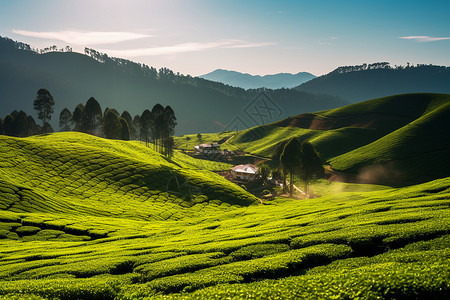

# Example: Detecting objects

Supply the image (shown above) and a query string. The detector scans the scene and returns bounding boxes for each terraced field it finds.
[0,132,449,299]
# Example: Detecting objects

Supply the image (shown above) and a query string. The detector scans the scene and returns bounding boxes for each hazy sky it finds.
[1,0,449,76]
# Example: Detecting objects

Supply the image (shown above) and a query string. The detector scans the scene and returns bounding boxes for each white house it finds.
[231,164,259,182]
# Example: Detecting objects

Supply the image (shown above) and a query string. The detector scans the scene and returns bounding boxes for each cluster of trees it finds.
[273,138,324,198]
[60,98,177,156]
[0,110,47,137]
[331,62,450,75]
[0,86,177,157]
[0,88,55,137]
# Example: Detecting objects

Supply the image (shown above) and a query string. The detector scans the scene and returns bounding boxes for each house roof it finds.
[231,164,259,174]
[198,143,220,148]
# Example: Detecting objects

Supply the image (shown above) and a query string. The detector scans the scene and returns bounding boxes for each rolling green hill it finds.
[224,93,450,185]
[0,132,449,299]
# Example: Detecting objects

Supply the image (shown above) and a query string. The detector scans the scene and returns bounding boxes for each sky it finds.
[1,0,449,77]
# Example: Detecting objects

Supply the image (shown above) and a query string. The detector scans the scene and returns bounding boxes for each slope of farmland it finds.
[0,132,449,299]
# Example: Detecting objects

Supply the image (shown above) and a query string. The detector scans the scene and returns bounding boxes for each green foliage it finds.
[0,132,449,299]
[33,89,55,132]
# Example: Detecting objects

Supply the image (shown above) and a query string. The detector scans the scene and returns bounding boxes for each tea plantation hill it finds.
[224,93,450,186]
[0,132,449,299]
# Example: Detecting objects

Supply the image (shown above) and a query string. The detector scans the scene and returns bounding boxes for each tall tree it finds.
[3,114,14,136]
[297,141,324,198]
[151,104,164,151]
[162,105,177,156]
[33,88,55,133]
[280,137,302,197]
[12,110,28,137]
[27,115,38,136]
[120,111,132,129]
[103,109,121,139]
[119,118,130,141]
[72,104,84,131]
[0,118,4,135]
[82,97,102,135]
[132,114,141,140]
[59,108,73,131]
[140,109,153,147]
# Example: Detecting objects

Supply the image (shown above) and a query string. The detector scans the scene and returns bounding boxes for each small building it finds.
[194,143,221,154]
[231,164,259,182]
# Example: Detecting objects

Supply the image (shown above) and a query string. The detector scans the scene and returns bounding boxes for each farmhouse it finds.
[231,164,259,182]
[194,143,221,154]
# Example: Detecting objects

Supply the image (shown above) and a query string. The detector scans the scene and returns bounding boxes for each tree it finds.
[132,114,141,140]
[119,118,130,141]
[27,115,38,136]
[162,105,177,156]
[197,133,202,142]
[41,122,54,134]
[140,109,153,146]
[3,114,14,136]
[103,109,121,139]
[33,88,55,133]
[0,118,4,135]
[151,104,164,151]
[297,141,324,198]
[280,137,302,197]
[59,108,73,131]
[12,110,28,137]
[81,97,102,135]
[72,104,84,131]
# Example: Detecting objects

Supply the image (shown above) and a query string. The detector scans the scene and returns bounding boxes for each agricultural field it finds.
[0,132,449,299]
[224,93,450,185]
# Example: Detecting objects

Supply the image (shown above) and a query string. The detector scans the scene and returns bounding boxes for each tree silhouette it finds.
[298,141,324,197]
[3,115,14,136]
[12,110,28,137]
[280,137,302,197]
[140,109,153,147]
[103,109,121,139]
[72,104,84,131]
[33,88,55,133]
[0,118,4,135]
[119,118,130,141]
[151,104,164,151]
[132,114,141,140]
[82,97,102,135]
[27,115,38,136]
[162,105,177,156]
[59,108,73,131]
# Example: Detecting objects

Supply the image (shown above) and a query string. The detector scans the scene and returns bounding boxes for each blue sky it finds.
[1,0,449,76]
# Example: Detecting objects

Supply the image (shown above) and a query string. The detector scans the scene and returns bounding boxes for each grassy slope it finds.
[224,93,450,184]
[0,132,449,299]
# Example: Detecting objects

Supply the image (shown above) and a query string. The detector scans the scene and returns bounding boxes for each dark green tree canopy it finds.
[280,137,302,197]
[59,108,73,131]
[72,104,84,131]
[12,110,28,137]
[119,118,130,141]
[3,114,14,136]
[103,109,121,139]
[82,97,102,134]
[33,88,55,133]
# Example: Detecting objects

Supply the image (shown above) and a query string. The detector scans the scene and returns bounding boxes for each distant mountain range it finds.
[0,36,344,135]
[295,63,450,103]
[199,69,316,89]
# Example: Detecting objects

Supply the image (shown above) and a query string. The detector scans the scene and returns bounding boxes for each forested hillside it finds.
[295,62,450,102]
[0,36,345,134]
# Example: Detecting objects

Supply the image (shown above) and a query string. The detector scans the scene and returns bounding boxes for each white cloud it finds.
[399,35,450,42]
[97,39,275,57]
[12,29,150,45]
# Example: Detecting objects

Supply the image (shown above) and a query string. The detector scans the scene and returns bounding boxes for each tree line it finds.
[0,88,177,157]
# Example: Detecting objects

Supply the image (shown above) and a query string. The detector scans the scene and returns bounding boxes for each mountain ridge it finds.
[200,69,316,89]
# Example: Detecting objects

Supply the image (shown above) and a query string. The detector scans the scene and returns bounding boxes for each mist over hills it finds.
[199,69,316,89]
[295,63,450,103]
[0,36,344,135]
